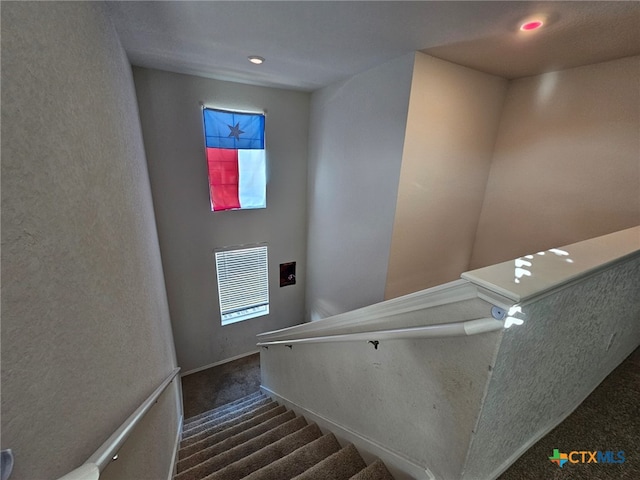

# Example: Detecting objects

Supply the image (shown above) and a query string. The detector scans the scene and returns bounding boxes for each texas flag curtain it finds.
[203,108,266,211]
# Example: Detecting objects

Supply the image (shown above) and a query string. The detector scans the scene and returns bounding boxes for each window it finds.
[215,244,269,325]
[203,107,266,211]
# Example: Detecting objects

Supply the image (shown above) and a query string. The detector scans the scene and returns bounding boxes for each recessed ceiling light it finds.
[520,19,544,31]
[248,56,265,65]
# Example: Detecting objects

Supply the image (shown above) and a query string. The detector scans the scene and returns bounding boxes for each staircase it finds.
[175,391,395,480]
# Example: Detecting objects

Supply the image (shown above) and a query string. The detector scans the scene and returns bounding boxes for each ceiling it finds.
[106,1,640,92]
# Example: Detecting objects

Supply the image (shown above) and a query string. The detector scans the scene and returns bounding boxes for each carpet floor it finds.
[181,353,261,419]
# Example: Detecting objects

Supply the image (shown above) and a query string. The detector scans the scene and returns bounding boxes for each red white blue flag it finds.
[203,108,266,211]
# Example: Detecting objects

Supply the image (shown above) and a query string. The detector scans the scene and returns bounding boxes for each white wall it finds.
[305,53,415,320]
[385,53,508,299]
[133,68,310,372]
[306,53,639,312]
[261,296,502,480]
[1,3,179,479]
[471,56,640,268]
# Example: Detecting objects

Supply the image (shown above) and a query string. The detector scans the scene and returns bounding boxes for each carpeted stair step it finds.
[175,392,395,480]
[242,433,342,480]
[179,405,287,459]
[291,444,367,480]
[177,409,296,473]
[176,416,311,480]
[183,397,272,437]
[184,392,265,427]
[184,392,267,429]
[202,423,323,480]
[185,391,265,423]
[348,459,395,480]
[181,402,279,447]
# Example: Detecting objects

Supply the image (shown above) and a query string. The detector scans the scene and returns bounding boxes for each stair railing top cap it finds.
[461,226,640,302]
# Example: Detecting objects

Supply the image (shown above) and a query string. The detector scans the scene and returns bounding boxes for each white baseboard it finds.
[181,350,259,377]
[261,386,434,480]
[167,414,183,480]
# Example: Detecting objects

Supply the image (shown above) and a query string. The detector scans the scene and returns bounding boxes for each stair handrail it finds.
[257,317,504,348]
[56,367,181,480]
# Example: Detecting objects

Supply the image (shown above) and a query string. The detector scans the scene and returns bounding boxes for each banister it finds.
[260,227,639,347]
[57,367,181,480]
[257,280,493,343]
[257,317,504,347]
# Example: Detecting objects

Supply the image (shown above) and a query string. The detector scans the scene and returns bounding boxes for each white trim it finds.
[514,252,640,308]
[221,305,269,326]
[462,226,640,303]
[475,286,514,311]
[261,386,434,480]
[258,279,509,342]
[181,350,259,377]
[167,414,183,480]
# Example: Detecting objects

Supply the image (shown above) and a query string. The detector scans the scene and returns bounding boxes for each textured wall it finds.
[305,53,414,320]
[261,295,502,480]
[470,56,640,268]
[133,68,310,373]
[385,53,507,299]
[1,3,179,479]
[463,257,640,479]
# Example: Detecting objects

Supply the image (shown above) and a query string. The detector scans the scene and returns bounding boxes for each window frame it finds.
[214,243,270,326]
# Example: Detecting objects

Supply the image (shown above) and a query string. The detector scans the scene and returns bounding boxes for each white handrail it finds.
[257,318,504,347]
[57,367,181,480]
